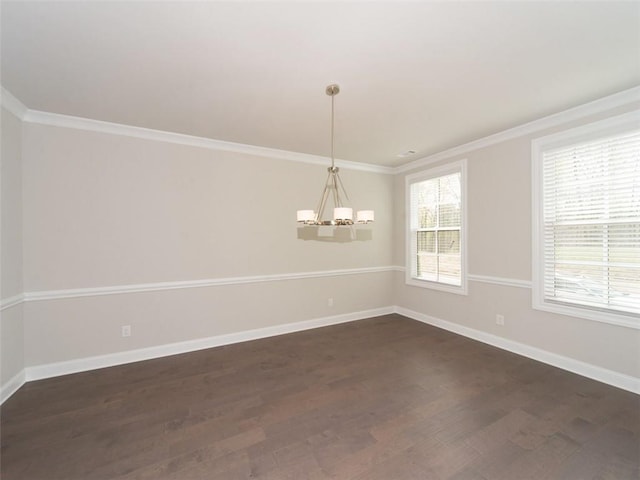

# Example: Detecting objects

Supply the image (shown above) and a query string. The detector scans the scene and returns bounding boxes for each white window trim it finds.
[405,159,468,295]
[531,109,640,329]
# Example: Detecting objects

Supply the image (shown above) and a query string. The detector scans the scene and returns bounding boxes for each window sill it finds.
[533,298,639,330]
[406,276,468,295]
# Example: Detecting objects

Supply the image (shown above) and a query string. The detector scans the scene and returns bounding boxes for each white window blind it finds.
[541,128,640,319]
[406,160,466,294]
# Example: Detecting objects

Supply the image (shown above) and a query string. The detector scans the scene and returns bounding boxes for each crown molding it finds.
[1,87,28,120]
[6,84,638,176]
[0,83,392,174]
[21,109,394,175]
[396,86,640,174]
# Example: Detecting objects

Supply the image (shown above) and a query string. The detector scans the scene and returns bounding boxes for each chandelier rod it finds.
[330,89,335,169]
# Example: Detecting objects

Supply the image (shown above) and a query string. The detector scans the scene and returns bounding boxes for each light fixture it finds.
[297,84,374,226]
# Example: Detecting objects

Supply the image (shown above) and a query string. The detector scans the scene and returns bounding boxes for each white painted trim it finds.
[1,87,27,119]
[1,370,26,404]
[468,274,532,289]
[25,307,394,382]
[532,301,639,330]
[395,306,640,395]
[22,109,394,175]
[10,270,535,306]
[0,294,25,311]
[394,267,532,290]
[396,86,640,173]
[22,266,396,303]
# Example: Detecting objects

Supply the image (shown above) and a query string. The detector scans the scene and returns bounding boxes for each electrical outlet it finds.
[121,325,131,337]
[327,298,334,307]
[495,314,505,326]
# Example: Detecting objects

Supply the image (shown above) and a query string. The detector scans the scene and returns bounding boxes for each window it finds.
[532,111,640,327]
[406,160,467,294]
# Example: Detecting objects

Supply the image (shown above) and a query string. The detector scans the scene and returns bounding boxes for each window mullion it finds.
[435,177,440,282]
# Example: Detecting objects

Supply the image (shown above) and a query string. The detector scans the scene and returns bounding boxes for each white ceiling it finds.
[2,1,639,167]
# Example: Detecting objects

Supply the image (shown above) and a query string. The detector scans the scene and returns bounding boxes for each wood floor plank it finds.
[2,314,638,479]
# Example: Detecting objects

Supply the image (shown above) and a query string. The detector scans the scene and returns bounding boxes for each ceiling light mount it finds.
[297,84,374,227]
[326,84,340,96]
[397,150,417,158]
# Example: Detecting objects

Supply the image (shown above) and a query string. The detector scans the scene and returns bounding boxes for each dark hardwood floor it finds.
[1,314,638,479]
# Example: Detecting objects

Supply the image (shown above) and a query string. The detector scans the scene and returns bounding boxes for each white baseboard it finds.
[1,370,26,404]
[24,307,394,383]
[394,306,640,395]
[3,304,637,404]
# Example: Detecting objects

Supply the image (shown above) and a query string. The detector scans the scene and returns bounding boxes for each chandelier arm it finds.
[335,171,351,204]
[315,170,333,223]
[332,172,342,208]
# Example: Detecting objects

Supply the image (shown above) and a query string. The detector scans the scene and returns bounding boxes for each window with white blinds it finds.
[406,160,467,294]
[533,111,640,327]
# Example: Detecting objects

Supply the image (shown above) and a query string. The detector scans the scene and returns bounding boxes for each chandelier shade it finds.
[297,84,374,227]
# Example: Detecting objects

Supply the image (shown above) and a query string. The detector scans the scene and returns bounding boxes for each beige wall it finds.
[22,125,393,290]
[2,93,639,397]
[20,122,394,367]
[24,272,394,366]
[1,106,25,386]
[394,102,640,379]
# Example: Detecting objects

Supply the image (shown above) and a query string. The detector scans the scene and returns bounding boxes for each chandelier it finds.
[297,84,374,226]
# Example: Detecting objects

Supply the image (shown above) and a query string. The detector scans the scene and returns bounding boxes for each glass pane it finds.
[552,225,603,263]
[609,266,640,296]
[552,264,607,304]
[439,173,461,227]
[418,205,436,229]
[608,164,640,219]
[438,255,461,285]
[417,231,435,253]
[438,230,460,254]
[417,253,437,279]
[412,179,438,228]
[546,148,606,222]
[609,223,640,312]
[609,223,640,264]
